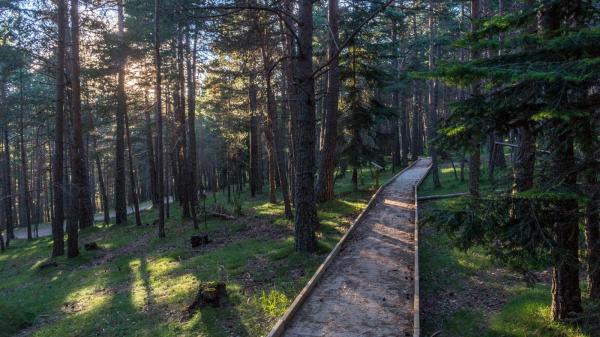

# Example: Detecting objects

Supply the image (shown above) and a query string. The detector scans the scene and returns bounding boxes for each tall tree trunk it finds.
[281,0,297,206]
[19,77,32,240]
[513,128,535,192]
[249,82,260,197]
[409,14,419,162]
[428,1,441,188]
[2,84,14,244]
[293,0,318,252]
[165,145,171,219]
[143,91,159,205]
[265,139,277,203]
[94,140,110,225]
[410,87,420,161]
[186,31,199,229]
[68,0,93,257]
[488,133,496,181]
[584,144,600,299]
[174,26,189,218]
[468,0,481,199]
[125,106,142,226]
[34,129,43,235]
[391,19,407,168]
[400,92,409,168]
[541,1,582,320]
[154,0,166,238]
[548,129,582,320]
[511,0,536,194]
[114,0,128,225]
[255,20,293,218]
[315,0,340,202]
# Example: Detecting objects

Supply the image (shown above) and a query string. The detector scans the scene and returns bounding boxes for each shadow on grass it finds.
[1,163,401,337]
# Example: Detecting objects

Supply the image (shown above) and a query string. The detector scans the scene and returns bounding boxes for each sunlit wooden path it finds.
[269,158,432,337]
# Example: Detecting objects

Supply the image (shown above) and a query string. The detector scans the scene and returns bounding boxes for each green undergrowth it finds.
[0,165,398,337]
[420,212,600,337]
[419,157,599,336]
[418,157,512,197]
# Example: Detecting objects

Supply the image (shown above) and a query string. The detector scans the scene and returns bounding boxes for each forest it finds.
[0,0,599,336]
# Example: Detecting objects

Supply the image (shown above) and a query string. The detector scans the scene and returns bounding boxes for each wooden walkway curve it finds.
[269,157,432,337]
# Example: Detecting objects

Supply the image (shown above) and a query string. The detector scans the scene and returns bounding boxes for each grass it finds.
[0,165,397,337]
[419,160,600,337]
[420,221,600,337]
[419,156,512,197]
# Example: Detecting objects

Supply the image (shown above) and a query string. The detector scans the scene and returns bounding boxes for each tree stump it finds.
[84,242,99,251]
[183,282,227,320]
[190,234,210,248]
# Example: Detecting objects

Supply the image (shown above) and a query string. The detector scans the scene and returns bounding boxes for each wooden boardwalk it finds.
[269,158,432,337]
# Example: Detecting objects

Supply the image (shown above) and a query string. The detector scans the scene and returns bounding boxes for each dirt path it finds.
[278,158,431,337]
[9,197,174,239]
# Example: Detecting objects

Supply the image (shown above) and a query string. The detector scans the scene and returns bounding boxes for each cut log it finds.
[208,204,236,220]
[84,242,99,251]
[39,261,59,269]
[183,282,227,320]
[190,234,211,248]
[208,211,236,220]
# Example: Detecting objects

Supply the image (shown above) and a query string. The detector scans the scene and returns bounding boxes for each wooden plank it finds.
[266,159,422,337]
[418,192,468,201]
[414,159,432,337]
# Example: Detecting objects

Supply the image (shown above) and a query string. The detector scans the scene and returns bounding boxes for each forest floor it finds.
[418,162,600,337]
[0,167,395,337]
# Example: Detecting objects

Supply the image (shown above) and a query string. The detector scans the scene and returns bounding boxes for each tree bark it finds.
[584,149,600,299]
[391,21,402,169]
[94,140,110,225]
[468,0,481,199]
[511,0,537,190]
[125,105,142,226]
[513,127,535,192]
[400,93,409,168]
[1,143,10,247]
[428,1,441,188]
[1,83,14,244]
[255,20,293,218]
[315,0,340,202]
[176,25,189,218]
[541,1,582,320]
[19,74,32,240]
[281,0,297,206]
[154,0,166,238]
[293,0,318,252]
[114,0,128,225]
[68,0,93,257]
[143,90,159,205]
[265,134,277,203]
[548,129,582,320]
[249,83,261,198]
[410,87,420,161]
[34,130,43,232]
[186,31,199,229]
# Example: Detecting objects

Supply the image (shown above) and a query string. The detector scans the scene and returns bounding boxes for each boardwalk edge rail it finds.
[266,159,422,337]
[413,160,432,337]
